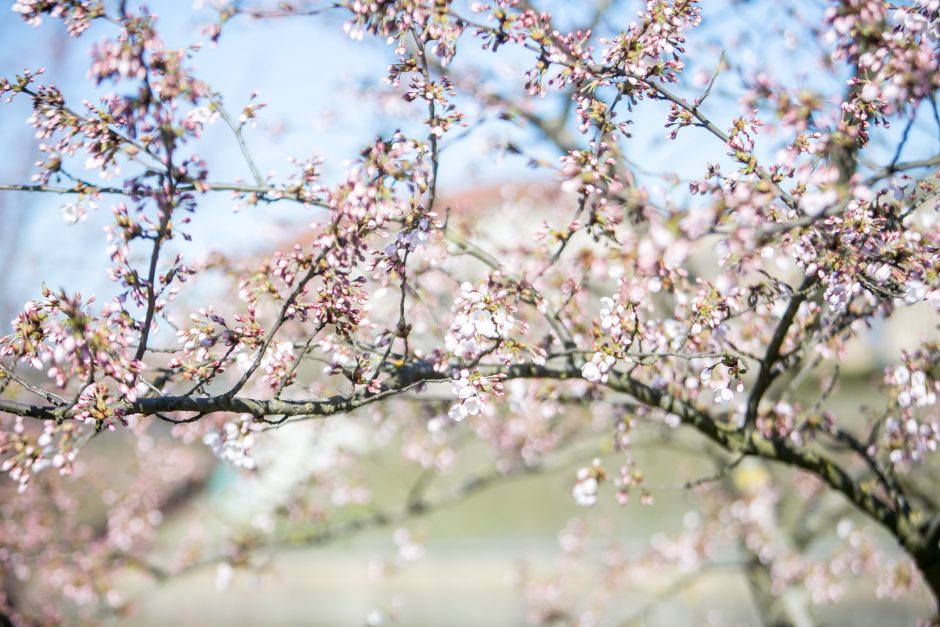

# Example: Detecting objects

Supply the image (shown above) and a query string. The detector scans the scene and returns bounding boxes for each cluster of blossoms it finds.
[444,278,518,362]
[380,214,436,274]
[342,0,446,42]
[890,364,938,410]
[321,343,374,388]
[687,283,734,336]
[559,145,622,197]
[882,413,940,468]
[176,308,234,363]
[6,13,208,188]
[600,0,702,86]
[448,368,503,422]
[170,308,258,384]
[789,185,922,312]
[882,345,940,467]
[307,272,370,339]
[581,277,644,384]
[700,358,746,406]
[877,559,920,601]
[904,277,939,308]
[423,14,464,66]
[571,458,605,507]
[12,0,103,35]
[89,32,147,84]
[58,195,96,224]
[724,115,763,174]
[105,203,199,309]
[391,527,425,569]
[580,351,616,384]
[242,246,317,304]
[402,73,463,137]
[258,341,297,390]
[1,289,144,402]
[278,155,329,205]
[326,134,429,248]
[609,415,654,504]
[754,400,805,442]
[827,0,940,113]
[182,104,220,137]
[202,418,257,470]
[71,382,126,429]
[0,419,79,492]
[823,272,862,313]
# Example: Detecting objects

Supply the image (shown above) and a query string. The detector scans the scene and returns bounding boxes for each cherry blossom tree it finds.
[0,0,939,624]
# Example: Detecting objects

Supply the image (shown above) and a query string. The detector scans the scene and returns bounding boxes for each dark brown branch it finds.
[744,276,816,428]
